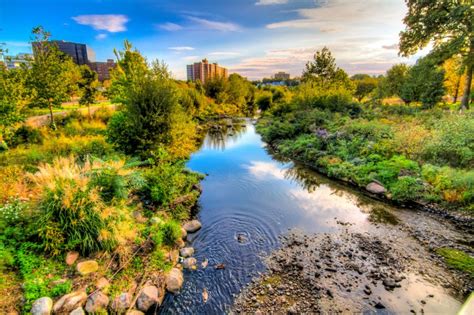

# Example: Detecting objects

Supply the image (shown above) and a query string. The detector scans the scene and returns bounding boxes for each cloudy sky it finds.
[0,0,426,80]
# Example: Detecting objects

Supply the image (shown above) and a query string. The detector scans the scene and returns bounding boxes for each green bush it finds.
[9,125,43,147]
[156,220,182,247]
[390,176,423,202]
[436,248,474,276]
[374,155,420,186]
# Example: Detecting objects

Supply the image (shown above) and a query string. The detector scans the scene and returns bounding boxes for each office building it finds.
[274,71,290,80]
[32,40,95,65]
[187,58,228,83]
[88,59,116,81]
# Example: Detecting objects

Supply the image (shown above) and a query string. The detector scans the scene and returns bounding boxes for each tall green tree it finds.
[108,40,149,104]
[352,74,378,101]
[78,65,99,118]
[399,0,473,110]
[385,64,410,99]
[400,57,445,108]
[28,26,78,127]
[303,47,337,85]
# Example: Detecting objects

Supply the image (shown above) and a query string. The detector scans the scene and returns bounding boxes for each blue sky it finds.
[0,0,425,80]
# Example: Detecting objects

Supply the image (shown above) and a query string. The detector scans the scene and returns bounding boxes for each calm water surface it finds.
[160,120,462,314]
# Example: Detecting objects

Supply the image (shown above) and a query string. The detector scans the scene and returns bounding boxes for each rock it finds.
[366,182,386,195]
[176,238,186,248]
[65,251,79,266]
[183,220,202,233]
[201,259,208,269]
[165,249,179,265]
[31,297,53,315]
[133,211,147,223]
[165,268,184,294]
[202,288,209,303]
[182,257,197,269]
[110,293,132,312]
[150,217,163,225]
[69,307,85,315]
[136,285,159,312]
[126,311,144,315]
[180,247,194,258]
[181,227,187,239]
[383,278,398,289]
[95,277,110,290]
[85,291,109,313]
[53,290,87,313]
[215,263,225,270]
[76,260,98,275]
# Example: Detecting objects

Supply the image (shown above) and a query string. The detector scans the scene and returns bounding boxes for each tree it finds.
[108,40,149,104]
[399,0,473,110]
[28,26,77,127]
[400,57,445,108]
[443,56,465,103]
[302,47,337,85]
[385,64,409,98]
[78,65,99,118]
[352,74,377,101]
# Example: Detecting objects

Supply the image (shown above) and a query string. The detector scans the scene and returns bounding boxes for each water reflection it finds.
[160,119,461,314]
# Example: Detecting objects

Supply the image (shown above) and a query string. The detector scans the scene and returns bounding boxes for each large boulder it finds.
[53,290,87,313]
[76,260,99,275]
[65,251,79,266]
[110,292,132,313]
[179,247,194,258]
[31,297,53,315]
[181,227,187,239]
[183,220,201,233]
[85,291,109,313]
[165,268,184,294]
[136,285,159,312]
[366,182,386,195]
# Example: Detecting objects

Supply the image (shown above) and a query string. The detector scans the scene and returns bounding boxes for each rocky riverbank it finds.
[233,212,472,314]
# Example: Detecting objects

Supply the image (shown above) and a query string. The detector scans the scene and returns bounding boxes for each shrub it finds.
[155,220,182,247]
[390,176,423,202]
[29,157,135,255]
[374,155,420,186]
[9,126,43,147]
[436,248,474,276]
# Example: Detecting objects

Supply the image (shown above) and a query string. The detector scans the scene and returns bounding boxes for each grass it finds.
[436,248,474,277]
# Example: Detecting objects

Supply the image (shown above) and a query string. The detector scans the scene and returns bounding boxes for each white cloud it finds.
[209,51,241,56]
[244,161,287,180]
[157,22,183,31]
[255,0,288,5]
[72,14,129,32]
[187,16,241,32]
[169,46,195,51]
[182,55,200,62]
[95,33,107,40]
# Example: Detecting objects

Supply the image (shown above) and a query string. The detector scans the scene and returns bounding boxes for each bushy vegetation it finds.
[258,47,473,212]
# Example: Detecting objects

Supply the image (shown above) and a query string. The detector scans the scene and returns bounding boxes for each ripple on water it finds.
[160,210,280,314]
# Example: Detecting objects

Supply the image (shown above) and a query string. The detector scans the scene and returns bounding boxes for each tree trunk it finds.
[453,76,461,104]
[459,63,472,110]
[48,102,54,126]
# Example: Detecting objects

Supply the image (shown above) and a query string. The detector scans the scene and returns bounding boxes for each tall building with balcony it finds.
[187,58,228,83]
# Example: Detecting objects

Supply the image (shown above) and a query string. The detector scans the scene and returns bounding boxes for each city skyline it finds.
[1,0,428,80]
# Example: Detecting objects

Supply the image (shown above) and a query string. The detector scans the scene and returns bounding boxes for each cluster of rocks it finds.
[31,219,203,315]
[233,229,452,314]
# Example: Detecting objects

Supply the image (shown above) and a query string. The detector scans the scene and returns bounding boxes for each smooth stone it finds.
[76,260,98,275]
[65,251,79,266]
[31,297,53,315]
[183,220,202,233]
[366,182,386,194]
[136,285,159,312]
[110,292,132,312]
[126,311,144,315]
[182,257,197,269]
[180,247,194,258]
[69,307,85,315]
[85,291,109,313]
[95,277,110,290]
[165,268,184,294]
[181,227,187,239]
[53,290,87,313]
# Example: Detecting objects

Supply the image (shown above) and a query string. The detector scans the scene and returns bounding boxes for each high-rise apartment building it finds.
[187,58,228,83]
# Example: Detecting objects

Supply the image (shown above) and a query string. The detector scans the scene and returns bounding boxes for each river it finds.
[160,119,467,314]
